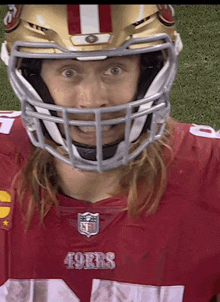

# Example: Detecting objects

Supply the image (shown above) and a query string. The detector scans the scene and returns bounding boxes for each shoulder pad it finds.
[171,122,220,160]
[0,111,31,160]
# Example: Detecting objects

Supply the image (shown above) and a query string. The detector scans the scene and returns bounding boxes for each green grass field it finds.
[0,5,219,129]
[170,5,220,129]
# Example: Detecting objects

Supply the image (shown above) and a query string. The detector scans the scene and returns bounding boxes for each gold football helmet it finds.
[1,5,182,172]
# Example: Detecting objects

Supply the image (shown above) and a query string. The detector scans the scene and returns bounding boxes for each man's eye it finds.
[104,66,123,76]
[61,69,76,78]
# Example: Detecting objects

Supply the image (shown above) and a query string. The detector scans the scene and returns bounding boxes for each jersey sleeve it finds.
[167,122,220,297]
[0,111,30,159]
[0,111,31,232]
[169,123,220,206]
[173,122,219,187]
[0,230,7,286]
[0,111,31,286]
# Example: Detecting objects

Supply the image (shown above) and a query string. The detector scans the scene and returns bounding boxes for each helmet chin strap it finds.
[72,139,122,161]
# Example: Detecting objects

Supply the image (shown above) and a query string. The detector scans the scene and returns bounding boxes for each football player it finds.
[0,4,220,302]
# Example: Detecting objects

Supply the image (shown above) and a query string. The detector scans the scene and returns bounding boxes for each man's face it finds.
[41,55,141,146]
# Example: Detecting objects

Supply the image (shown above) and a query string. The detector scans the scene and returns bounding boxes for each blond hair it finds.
[14,118,175,229]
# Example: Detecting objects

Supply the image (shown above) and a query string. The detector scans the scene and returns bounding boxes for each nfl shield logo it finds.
[78,212,99,237]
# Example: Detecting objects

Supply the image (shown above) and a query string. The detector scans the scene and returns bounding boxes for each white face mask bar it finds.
[6,34,178,172]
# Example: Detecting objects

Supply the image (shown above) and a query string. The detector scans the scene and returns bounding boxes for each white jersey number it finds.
[0,278,185,302]
[189,124,220,139]
[0,111,21,135]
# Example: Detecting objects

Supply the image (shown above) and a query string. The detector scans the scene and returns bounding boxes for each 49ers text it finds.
[64,252,116,270]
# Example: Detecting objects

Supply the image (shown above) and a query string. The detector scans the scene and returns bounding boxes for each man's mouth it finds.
[77,125,113,133]
[59,112,127,145]
[71,123,124,146]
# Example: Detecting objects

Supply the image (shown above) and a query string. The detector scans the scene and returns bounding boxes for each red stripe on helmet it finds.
[67,4,81,35]
[98,5,113,33]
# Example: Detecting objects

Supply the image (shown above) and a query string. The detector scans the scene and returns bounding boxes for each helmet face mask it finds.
[2,5,182,172]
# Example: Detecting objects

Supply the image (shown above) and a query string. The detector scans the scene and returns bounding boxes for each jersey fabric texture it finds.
[0,111,220,302]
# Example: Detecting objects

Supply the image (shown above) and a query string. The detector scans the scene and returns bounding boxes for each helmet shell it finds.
[5,5,177,53]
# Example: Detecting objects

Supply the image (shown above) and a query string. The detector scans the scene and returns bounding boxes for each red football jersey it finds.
[0,111,220,302]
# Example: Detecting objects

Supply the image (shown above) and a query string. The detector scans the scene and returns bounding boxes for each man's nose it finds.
[77,75,109,109]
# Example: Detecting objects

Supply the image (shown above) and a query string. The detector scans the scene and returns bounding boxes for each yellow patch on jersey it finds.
[0,207,10,218]
[0,190,12,220]
[0,190,12,202]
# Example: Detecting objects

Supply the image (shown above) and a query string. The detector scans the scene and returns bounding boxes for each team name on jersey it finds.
[64,252,116,270]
